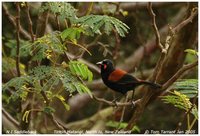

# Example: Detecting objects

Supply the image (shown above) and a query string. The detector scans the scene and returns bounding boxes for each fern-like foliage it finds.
[3,64,93,104]
[40,2,129,37]
[40,2,77,22]
[75,15,129,37]
[162,91,198,119]
[3,76,32,103]
[162,91,192,110]
[69,61,93,82]
[31,31,65,61]
[61,27,85,44]
[4,39,32,58]
[172,79,198,98]
[29,66,93,97]
[2,57,25,74]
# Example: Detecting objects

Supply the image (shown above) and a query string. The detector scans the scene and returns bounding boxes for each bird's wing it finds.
[108,69,140,85]
[116,73,140,85]
[108,69,127,82]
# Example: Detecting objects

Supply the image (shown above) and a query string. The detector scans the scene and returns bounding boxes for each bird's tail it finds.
[139,80,162,88]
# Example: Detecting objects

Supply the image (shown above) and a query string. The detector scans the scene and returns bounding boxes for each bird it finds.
[96,59,161,103]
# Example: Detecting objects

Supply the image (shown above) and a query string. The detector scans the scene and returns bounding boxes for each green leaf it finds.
[161,90,197,119]
[69,61,93,82]
[30,31,65,61]
[43,106,55,114]
[172,79,198,98]
[184,49,198,56]
[55,95,70,111]
[61,27,85,43]
[61,101,70,111]
[77,64,87,80]
[131,125,140,133]
[22,110,31,123]
[3,76,31,103]
[191,106,198,119]
[40,2,77,23]
[75,15,129,37]
[4,39,32,58]
[87,71,93,82]
[68,62,76,75]
[73,83,84,94]
[2,57,26,75]
[106,121,127,129]
[79,84,93,98]
[72,62,81,76]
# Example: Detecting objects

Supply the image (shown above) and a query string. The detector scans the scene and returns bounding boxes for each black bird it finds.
[96,59,161,101]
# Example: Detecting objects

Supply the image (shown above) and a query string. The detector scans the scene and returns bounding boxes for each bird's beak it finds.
[96,61,103,67]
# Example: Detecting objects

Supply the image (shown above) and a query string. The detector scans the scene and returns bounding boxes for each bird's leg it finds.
[112,95,121,103]
[131,90,136,108]
[112,100,118,108]
[112,97,119,108]
[119,94,128,123]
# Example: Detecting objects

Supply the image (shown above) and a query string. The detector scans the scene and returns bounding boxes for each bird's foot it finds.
[112,99,118,108]
[131,100,136,108]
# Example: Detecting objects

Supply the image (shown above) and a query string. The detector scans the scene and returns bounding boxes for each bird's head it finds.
[96,59,115,73]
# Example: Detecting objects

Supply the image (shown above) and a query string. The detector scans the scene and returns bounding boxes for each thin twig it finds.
[147,2,164,51]
[35,2,49,38]
[147,2,166,82]
[154,6,197,82]
[162,61,198,90]
[25,4,35,129]
[119,7,186,72]
[47,114,68,131]
[113,29,121,60]
[86,2,94,15]
[75,35,101,59]
[126,50,197,130]
[93,95,140,107]
[120,95,128,123]
[40,91,67,131]
[2,108,20,128]
[64,19,68,28]
[3,3,31,40]
[175,103,196,133]
[15,3,21,77]
[25,3,35,43]
[55,14,61,31]
[63,41,92,56]
[173,7,198,34]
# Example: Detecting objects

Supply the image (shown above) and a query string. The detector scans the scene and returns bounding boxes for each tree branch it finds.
[173,7,198,34]
[2,108,20,129]
[35,3,49,38]
[15,3,21,77]
[40,91,67,132]
[2,3,31,40]
[125,3,198,130]
[118,7,186,72]
[148,2,168,82]
[55,14,61,31]
[113,29,121,60]
[162,61,198,90]
[91,2,183,15]
[93,95,141,107]
[147,2,164,51]
[25,3,35,43]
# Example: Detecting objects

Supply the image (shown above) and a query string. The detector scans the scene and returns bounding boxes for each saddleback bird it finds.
[96,59,161,104]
